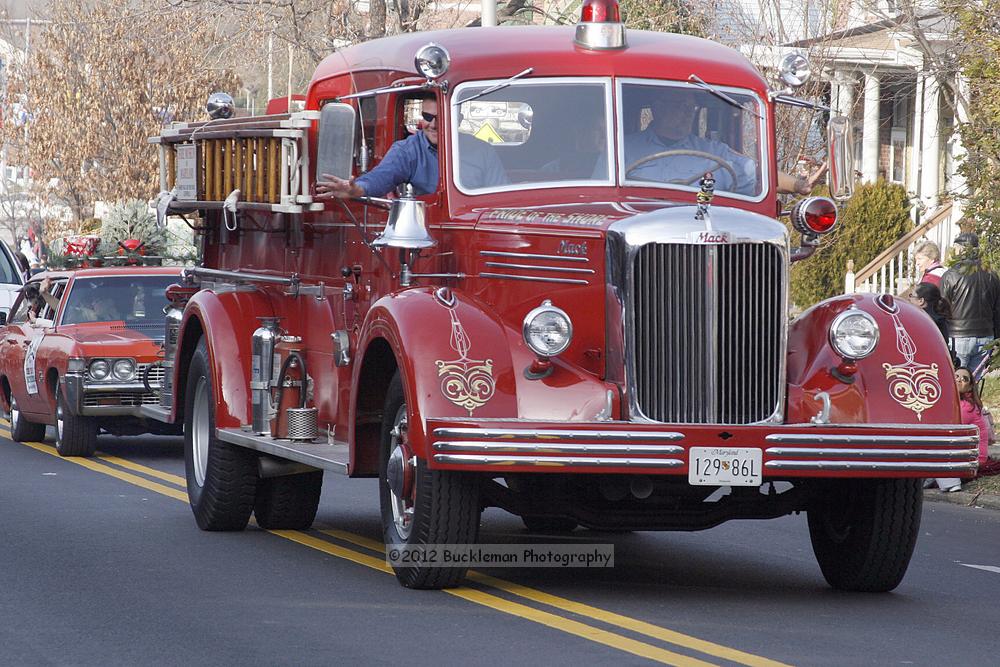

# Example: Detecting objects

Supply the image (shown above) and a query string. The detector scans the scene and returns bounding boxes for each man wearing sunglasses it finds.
[316,97,505,200]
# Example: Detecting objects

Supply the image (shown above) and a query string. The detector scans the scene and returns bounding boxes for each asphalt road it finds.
[2,428,998,666]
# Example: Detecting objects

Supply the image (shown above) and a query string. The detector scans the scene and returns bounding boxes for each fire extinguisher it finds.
[270,346,318,440]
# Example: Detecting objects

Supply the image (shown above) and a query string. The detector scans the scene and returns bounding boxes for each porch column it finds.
[948,73,970,222]
[920,71,941,207]
[908,74,923,204]
[862,71,881,183]
[836,71,855,117]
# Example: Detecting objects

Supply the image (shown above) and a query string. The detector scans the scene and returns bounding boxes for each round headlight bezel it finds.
[522,301,573,358]
[88,359,111,381]
[112,358,136,382]
[829,309,879,360]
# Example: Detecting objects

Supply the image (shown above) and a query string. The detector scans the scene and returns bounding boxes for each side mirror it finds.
[315,103,357,183]
[0,310,7,326]
[827,115,855,201]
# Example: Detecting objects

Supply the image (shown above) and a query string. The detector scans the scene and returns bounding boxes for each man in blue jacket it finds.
[315,98,506,199]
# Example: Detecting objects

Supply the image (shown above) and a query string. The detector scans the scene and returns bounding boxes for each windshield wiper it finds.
[454,68,534,105]
[687,74,762,119]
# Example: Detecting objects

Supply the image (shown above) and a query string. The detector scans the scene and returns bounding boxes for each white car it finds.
[0,240,24,314]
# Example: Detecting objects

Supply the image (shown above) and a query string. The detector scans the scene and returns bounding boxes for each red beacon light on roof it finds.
[574,0,627,51]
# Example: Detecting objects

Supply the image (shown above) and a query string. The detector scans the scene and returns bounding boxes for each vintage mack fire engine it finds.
[147,1,979,591]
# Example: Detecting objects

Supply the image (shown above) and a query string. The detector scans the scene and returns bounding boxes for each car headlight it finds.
[89,359,110,381]
[112,358,136,381]
[829,309,879,360]
[522,301,572,357]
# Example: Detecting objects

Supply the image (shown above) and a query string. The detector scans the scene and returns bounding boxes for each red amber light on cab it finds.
[581,0,620,22]
[791,196,838,236]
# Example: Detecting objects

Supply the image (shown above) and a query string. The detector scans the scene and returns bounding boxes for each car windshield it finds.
[450,78,766,199]
[60,275,177,325]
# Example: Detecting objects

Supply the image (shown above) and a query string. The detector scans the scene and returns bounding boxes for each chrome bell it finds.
[207,92,235,120]
[373,186,437,249]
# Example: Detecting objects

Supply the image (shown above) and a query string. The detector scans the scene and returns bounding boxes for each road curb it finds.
[924,488,1000,511]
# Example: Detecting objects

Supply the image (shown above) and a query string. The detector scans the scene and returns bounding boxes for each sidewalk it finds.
[923,444,1000,511]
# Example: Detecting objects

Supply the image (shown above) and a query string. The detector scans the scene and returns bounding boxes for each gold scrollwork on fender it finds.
[436,359,495,415]
[882,308,941,419]
[434,303,496,415]
[882,362,941,421]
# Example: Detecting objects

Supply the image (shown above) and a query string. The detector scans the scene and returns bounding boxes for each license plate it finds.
[688,447,762,486]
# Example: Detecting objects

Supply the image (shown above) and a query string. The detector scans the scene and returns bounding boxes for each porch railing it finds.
[845,202,954,294]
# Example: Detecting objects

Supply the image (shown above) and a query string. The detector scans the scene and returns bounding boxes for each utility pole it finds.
[267,35,273,101]
[482,0,497,27]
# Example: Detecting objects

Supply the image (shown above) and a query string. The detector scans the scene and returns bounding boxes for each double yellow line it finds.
[3,429,789,667]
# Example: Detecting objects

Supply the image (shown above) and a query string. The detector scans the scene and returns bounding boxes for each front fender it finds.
[177,289,276,428]
[356,287,616,458]
[787,293,960,424]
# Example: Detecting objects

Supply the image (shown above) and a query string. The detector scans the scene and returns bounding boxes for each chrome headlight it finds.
[829,309,879,360]
[88,359,110,381]
[112,358,136,381]
[522,301,572,358]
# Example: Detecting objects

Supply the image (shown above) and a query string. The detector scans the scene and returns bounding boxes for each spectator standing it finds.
[940,232,1000,373]
[907,282,951,344]
[913,240,947,287]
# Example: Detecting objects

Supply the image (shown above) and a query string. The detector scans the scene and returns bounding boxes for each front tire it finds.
[379,371,481,589]
[184,339,258,531]
[808,479,922,592]
[55,391,97,457]
[10,395,45,443]
[254,471,323,530]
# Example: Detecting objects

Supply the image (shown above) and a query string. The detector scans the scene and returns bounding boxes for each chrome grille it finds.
[632,243,784,424]
[83,392,160,407]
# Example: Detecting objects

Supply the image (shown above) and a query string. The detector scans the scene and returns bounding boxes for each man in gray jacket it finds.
[940,232,1000,373]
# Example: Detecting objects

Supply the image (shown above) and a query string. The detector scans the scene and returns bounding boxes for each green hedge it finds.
[790,181,912,308]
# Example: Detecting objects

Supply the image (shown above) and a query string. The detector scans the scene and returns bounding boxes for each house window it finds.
[890,128,906,184]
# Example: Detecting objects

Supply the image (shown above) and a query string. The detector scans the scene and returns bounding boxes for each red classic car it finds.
[0,267,183,456]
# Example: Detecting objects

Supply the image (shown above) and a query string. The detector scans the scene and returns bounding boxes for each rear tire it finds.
[254,471,323,530]
[808,478,922,592]
[184,339,258,531]
[54,391,97,457]
[379,371,481,589]
[9,395,45,443]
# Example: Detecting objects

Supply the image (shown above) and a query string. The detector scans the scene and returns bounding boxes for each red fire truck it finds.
[148,1,978,590]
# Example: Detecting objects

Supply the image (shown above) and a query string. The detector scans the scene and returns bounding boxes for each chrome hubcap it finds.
[191,377,210,488]
[56,402,64,442]
[388,405,414,540]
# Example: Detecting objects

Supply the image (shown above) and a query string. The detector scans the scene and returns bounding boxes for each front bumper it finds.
[426,419,980,478]
[62,373,161,418]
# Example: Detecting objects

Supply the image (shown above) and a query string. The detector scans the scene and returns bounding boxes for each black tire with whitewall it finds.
[379,371,481,589]
[9,395,45,442]
[184,339,258,531]
[55,390,97,457]
[254,470,323,530]
[808,478,922,592]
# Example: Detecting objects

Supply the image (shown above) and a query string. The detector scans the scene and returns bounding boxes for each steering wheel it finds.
[625,149,738,186]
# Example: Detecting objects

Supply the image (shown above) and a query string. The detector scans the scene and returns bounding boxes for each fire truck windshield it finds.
[451,78,766,199]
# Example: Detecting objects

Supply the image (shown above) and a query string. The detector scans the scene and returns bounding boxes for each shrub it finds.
[98,200,166,256]
[789,180,912,308]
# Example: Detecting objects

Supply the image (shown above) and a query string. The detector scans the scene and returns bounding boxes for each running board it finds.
[216,427,350,474]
